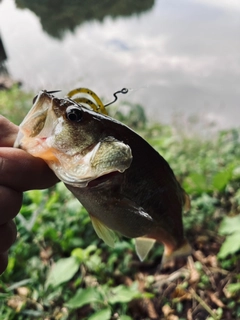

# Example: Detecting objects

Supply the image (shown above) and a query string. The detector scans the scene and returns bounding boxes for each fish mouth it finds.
[14,91,59,154]
[20,91,51,128]
[15,90,132,190]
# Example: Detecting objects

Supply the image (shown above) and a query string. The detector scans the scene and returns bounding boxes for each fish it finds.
[14,89,192,264]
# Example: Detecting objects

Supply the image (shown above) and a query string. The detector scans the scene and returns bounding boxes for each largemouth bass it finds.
[14,89,191,263]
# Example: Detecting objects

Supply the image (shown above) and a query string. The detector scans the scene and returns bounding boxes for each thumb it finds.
[0,148,58,191]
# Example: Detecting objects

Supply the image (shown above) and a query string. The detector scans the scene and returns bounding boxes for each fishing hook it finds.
[104,88,129,107]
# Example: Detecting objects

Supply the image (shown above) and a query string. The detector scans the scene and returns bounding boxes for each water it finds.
[0,0,239,130]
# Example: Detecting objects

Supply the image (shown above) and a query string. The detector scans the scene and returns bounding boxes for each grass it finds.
[0,87,240,319]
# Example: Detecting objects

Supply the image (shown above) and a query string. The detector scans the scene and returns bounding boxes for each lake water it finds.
[0,0,239,131]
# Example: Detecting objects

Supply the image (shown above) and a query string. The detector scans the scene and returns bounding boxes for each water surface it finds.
[0,0,239,130]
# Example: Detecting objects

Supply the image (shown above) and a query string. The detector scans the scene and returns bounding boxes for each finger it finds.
[0,220,17,253]
[0,186,22,224]
[0,116,18,147]
[0,252,8,275]
[0,148,58,191]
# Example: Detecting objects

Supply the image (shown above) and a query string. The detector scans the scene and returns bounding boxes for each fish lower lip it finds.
[14,131,24,148]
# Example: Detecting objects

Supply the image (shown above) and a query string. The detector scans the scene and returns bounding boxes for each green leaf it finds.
[218,232,240,259]
[65,287,102,309]
[218,215,240,235]
[108,285,141,304]
[26,190,43,205]
[45,192,59,210]
[183,173,208,194]
[71,248,85,262]
[119,316,133,320]
[71,245,97,263]
[45,256,79,288]
[212,166,233,191]
[227,283,240,293]
[88,308,111,320]
[84,244,97,256]
[7,278,32,291]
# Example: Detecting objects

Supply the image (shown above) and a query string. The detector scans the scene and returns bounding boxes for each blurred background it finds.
[1,1,240,319]
[0,0,239,130]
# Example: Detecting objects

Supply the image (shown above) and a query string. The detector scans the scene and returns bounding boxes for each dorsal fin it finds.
[90,215,117,248]
[135,237,156,261]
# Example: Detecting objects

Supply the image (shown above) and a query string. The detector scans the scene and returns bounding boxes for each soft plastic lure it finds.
[66,87,128,115]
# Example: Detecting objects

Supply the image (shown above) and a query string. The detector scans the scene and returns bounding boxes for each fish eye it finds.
[66,106,82,122]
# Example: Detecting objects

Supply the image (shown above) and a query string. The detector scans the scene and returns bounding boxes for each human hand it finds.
[0,116,58,274]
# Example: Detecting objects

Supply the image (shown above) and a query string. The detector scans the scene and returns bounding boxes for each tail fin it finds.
[161,239,192,266]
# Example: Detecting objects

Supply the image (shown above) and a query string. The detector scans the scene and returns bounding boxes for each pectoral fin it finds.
[135,237,156,261]
[90,214,117,248]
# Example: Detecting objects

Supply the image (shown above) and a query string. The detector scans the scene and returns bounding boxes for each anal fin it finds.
[90,215,117,248]
[135,237,156,261]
